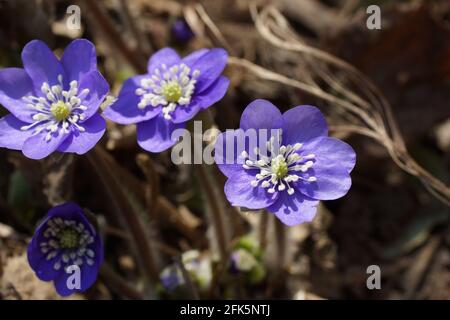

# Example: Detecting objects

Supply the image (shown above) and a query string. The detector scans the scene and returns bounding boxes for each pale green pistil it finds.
[59,228,79,249]
[162,82,182,103]
[271,157,288,179]
[50,101,71,122]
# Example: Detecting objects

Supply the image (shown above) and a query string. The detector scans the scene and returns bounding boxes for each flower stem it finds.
[273,215,287,272]
[259,213,269,251]
[136,153,160,221]
[87,146,160,285]
[99,264,145,300]
[79,0,147,72]
[196,164,229,262]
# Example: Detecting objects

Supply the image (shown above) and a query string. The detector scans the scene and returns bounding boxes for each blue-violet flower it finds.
[27,202,103,296]
[0,39,109,159]
[104,47,229,152]
[215,99,356,226]
[160,250,212,292]
[171,18,195,42]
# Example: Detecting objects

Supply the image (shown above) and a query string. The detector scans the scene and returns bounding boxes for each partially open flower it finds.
[229,236,266,284]
[104,47,229,152]
[171,18,195,43]
[160,250,212,292]
[0,39,109,159]
[230,248,258,272]
[27,202,103,296]
[215,99,356,226]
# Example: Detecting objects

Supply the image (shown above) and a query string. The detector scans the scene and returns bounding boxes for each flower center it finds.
[40,217,97,271]
[21,74,89,141]
[271,156,288,179]
[241,135,317,196]
[135,63,200,121]
[50,101,71,122]
[59,228,79,248]
[162,82,182,103]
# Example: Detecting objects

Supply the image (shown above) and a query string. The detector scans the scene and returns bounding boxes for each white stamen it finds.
[241,135,318,196]
[21,74,89,141]
[135,64,200,121]
[39,216,98,272]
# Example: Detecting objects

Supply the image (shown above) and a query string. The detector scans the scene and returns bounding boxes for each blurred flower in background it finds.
[159,250,212,294]
[27,202,103,296]
[104,47,229,152]
[230,236,266,285]
[0,39,109,159]
[171,18,195,43]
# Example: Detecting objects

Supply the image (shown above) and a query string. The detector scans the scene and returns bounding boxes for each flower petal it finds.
[170,102,201,124]
[77,70,109,119]
[191,48,228,92]
[267,192,319,226]
[281,105,327,145]
[296,166,352,200]
[182,48,209,66]
[27,235,62,282]
[196,76,229,109]
[57,114,106,154]
[46,202,85,219]
[214,129,247,178]
[215,128,276,178]
[240,99,283,131]
[55,235,103,296]
[79,235,103,293]
[54,242,101,296]
[302,136,356,173]
[79,262,100,293]
[21,40,66,89]
[294,136,355,200]
[0,68,35,122]
[224,171,278,210]
[61,39,97,82]
[54,273,73,296]
[137,115,185,152]
[22,129,68,160]
[147,48,180,74]
[103,76,161,125]
[0,114,34,150]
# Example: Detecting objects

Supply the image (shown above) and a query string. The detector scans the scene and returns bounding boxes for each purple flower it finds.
[0,39,109,160]
[215,100,356,226]
[27,202,103,296]
[160,265,182,292]
[171,19,194,42]
[230,248,258,273]
[160,250,212,292]
[103,47,229,152]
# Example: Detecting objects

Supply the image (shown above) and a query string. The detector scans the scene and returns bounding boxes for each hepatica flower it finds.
[104,47,229,152]
[0,39,109,159]
[27,202,103,296]
[171,18,195,43]
[160,250,212,292]
[215,100,356,226]
[229,236,266,284]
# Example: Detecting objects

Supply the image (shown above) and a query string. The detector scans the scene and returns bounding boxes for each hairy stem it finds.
[100,264,145,300]
[196,164,229,261]
[87,147,160,285]
[273,215,287,272]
